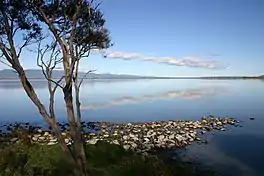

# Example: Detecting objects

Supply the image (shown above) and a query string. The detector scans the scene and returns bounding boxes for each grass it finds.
[0,131,217,176]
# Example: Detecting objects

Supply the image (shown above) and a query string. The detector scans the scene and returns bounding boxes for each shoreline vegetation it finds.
[0,116,240,176]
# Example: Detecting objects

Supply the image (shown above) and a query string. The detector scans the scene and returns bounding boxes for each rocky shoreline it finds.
[1,116,239,153]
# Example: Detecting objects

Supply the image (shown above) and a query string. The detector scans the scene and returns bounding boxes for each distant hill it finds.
[0,69,151,79]
[1,69,264,80]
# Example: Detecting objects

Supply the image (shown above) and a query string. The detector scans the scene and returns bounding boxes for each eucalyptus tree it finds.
[0,0,111,175]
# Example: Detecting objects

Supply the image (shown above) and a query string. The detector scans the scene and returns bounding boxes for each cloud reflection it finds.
[81,87,226,110]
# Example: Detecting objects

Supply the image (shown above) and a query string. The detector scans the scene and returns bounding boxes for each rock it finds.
[44,132,49,136]
[38,136,46,141]
[144,137,150,143]
[87,138,98,145]
[32,136,38,141]
[129,133,135,138]
[123,135,129,140]
[250,117,255,120]
[175,134,185,142]
[123,145,130,150]
[130,142,137,149]
[34,134,41,138]
[169,134,175,139]
[179,130,185,134]
[112,140,120,145]
[49,138,57,142]
[189,133,196,138]
[189,138,194,142]
[132,137,139,141]
[37,129,42,133]
[103,134,109,138]
[10,138,18,142]
[216,121,222,126]
[65,138,70,144]
[195,137,201,141]
[47,141,57,145]
[158,135,165,141]
[61,132,67,136]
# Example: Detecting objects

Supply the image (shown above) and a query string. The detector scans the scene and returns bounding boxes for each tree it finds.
[0,0,111,175]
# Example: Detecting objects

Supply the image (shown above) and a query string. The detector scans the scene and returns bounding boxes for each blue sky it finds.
[2,0,264,76]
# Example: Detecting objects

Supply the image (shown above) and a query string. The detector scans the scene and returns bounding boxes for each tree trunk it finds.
[63,85,88,176]
[14,66,80,174]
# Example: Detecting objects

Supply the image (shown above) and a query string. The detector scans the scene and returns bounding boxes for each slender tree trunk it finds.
[75,83,88,173]
[63,85,88,176]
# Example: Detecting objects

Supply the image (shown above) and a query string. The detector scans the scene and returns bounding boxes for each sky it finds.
[1,0,264,76]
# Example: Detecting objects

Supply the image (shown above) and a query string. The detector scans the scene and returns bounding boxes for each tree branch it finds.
[78,69,96,89]
[36,42,64,89]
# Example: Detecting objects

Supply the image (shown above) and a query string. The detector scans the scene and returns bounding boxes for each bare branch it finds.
[12,26,20,37]
[17,37,31,58]
[78,69,96,89]
[0,59,12,68]
[36,41,64,89]
[52,76,65,93]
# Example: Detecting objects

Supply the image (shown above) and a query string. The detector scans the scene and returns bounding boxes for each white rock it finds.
[87,138,98,145]
[61,132,67,136]
[38,136,46,141]
[112,140,120,145]
[127,123,132,126]
[130,142,137,149]
[49,138,57,142]
[123,135,129,140]
[123,145,130,150]
[132,137,139,141]
[32,136,38,141]
[47,141,57,145]
[37,129,42,133]
[158,135,165,141]
[189,133,196,138]
[65,138,70,144]
[217,121,222,125]
[44,132,49,136]
[175,134,185,142]
[129,133,135,138]
[144,138,150,143]
[103,134,109,137]
[169,134,175,139]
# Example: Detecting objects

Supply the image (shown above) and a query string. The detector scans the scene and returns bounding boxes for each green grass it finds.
[0,135,216,176]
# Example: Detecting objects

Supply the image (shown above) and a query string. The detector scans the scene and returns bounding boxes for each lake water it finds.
[1,79,264,175]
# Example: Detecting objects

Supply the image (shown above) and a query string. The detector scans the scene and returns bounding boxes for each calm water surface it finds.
[0,79,264,175]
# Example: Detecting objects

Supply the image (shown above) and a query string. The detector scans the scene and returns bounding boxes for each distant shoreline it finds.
[0,76,264,80]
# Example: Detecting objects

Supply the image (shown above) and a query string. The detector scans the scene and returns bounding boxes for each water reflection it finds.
[81,87,227,110]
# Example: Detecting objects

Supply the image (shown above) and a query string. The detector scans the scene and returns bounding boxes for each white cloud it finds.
[93,50,226,69]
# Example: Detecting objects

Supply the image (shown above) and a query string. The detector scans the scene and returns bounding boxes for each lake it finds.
[1,79,264,175]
